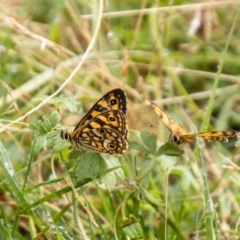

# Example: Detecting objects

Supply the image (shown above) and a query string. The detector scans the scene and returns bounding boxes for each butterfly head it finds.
[169,134,182,145]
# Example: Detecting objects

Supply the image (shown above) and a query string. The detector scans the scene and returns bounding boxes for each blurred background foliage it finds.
[1,0,240,239]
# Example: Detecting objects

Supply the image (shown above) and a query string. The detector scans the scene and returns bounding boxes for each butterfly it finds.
[61,89,128,154]
[140,94,238,146]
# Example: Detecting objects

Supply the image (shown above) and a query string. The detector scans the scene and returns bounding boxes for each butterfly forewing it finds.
[140,94,188,136]
[74,88,127,131]
[88,110,128,136]
[61,88,128,154]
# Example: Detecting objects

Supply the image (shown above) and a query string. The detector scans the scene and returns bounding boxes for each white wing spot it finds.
[93,136,100,141]
[80,135,90,141]
[111,131,117,137]
[103,139,111,149]
[92,129,103,137]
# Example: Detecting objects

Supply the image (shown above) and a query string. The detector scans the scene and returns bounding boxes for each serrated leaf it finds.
[97,154,124,190]
[140,130,157,153]
[53,137,71,152]
[102,154,124,180]
[45,95,79,113]
[46,130,61,149]
[75,152,104,182]
[43,118,52,132]
[64,149,82,170]
[32,135,46,155]
[98,171,116,191]
[29,123,39,136]
[73,152,123,190]
[37,118,51,134]
[69,149,82,159]
[129,141,150,154]
[157,142,183,156]
[120,214,144,239]
[49,111,60,127]
[62,96,78,113]
[30,113,59,138]
[46,129,60,139]
[65,156,78,170]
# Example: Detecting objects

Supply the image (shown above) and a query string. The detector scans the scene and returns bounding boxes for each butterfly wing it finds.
[65,110,128,154]
[179,131,238,144]
[139,94,238,146]
[74,88,127,131]
[140,94,188,136]
[76,127,127,154]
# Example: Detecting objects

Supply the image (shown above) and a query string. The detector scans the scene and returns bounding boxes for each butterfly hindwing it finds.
[76,126,127,154]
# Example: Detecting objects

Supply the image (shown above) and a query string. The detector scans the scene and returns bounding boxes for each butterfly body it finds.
[140,94,238,146]
[61,89,128,154]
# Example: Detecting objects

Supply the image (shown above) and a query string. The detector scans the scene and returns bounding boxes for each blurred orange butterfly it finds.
[140,94,238,146]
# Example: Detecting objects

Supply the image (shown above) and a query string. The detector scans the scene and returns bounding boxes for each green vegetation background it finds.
[1,0,240,239]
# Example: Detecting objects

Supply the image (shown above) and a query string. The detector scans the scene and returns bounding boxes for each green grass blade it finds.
[0,140,43,236]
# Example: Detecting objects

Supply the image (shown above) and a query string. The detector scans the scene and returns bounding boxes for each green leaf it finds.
[157,142,183,156]
[129,141,150,154]
[75,152,106,182]
[61,96,79,113]
[31,117,52,135]
[32,135,46,155]
[72,152,124,190]
[46,130,60,149]
[98,170,116,191]
[98,154,124,190]
[120,214,144,239]
[36,95,79,113]
[140,130,157,153]
[65,150,81,169]
[49,111,60,127]
[29,123,39,136]
[53,135,71,152]
[30,112,60,139]
[101,154,124,180]
[37,118,51,134]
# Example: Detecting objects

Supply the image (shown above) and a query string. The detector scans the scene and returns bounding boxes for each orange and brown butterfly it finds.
[61,88,128,154]
[140,94,238,146]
